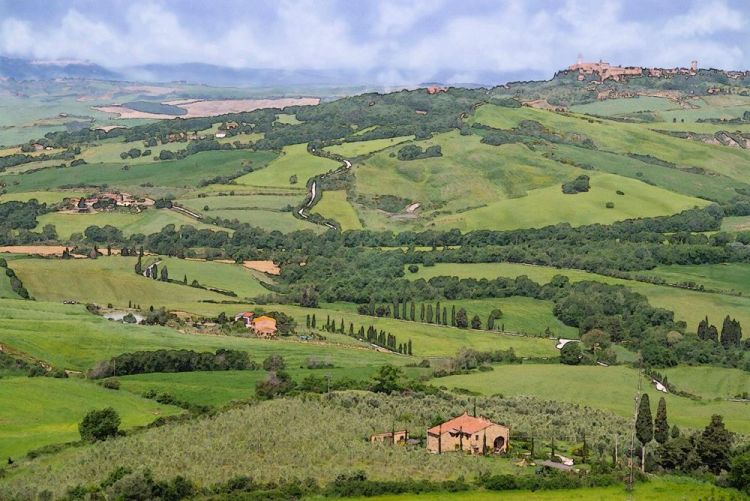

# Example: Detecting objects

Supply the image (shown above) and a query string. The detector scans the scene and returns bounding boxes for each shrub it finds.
[263,354,286,371]
[561,175,590,194]
[605,202,615,209]
[102,379,120,390]
[79,407,121,442]
[408,264,419,273]
[560,342,582,365]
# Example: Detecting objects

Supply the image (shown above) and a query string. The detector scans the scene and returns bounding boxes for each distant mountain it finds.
[0,56,543,88]
[0,56,118,80]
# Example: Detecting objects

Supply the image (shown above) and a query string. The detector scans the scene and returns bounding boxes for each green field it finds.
[431,171,707,231]
[35,208,227,239]
[647,263,750,296]
[722,216,750,232]
[80,139,185,164]
[433,364,750,433]
[570,96,682,116]
[235,143,339,187]
[0,376,182,458]
[346,477,743,501]
[0,269,19,298]
[406,262,750,335]
[0,190,85,204]
[202,208,320,232]
[313,190,363,230]
[11,256,267,308]
[274,113,302,125]
[324,135,414,157]
[469,104,750,182]
[0,299,403,372]
[662,366,750,399]
[178,193,301,211]
[1,150,277,194]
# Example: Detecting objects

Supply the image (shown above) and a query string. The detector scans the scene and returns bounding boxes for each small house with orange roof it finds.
[427,412,509,454]
[234,311,255,327]
[251,315,277,338]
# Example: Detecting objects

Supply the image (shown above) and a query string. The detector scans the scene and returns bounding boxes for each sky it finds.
[0,0,748,84]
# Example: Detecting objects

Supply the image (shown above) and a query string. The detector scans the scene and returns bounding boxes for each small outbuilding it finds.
[427,412,509,455]
[370,430,409,444]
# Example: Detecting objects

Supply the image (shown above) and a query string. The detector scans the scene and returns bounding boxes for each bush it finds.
[605,202,615,209]
[79,407,121,442]
[560,342,582,365]
[102,379,120,390]
[263,354,286,371]
[408,264,419,273]
[561,175,590,194]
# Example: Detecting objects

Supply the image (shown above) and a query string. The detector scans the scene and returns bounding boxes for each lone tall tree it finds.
[654,397,669,445]
[635,393,653,472]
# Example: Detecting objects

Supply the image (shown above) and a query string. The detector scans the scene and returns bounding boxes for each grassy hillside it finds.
[323,135,414,157]
[0,299,402,372]
[313,190,363,230]
[406,262,750,335]
[35,208,227,238]
[470,104,750,181]
[11,256,266,307]
[646,263,750,296]
[235,143,339,187]
[0,377,182,458]
[431,171,707,231]
[0,190,85,204]
[433,365,750,433]
[1,150,277,194]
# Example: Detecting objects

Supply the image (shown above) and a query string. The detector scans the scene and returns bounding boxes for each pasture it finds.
[201,208,320,232]
[0,376,182,458]
[11,255,266,308]
[0,299,403,372]
[0,190,85,205]
[323,135,414,157]
[470,103,750,182]
[313,190,363,230]
[433,364,750,433]
[35,208,227,239]
[0,150,277,193]
[235,143,340,187]
[722,215,750,232]
[647,263,750,296]
[406,261,750,335]
[431,172,707,231]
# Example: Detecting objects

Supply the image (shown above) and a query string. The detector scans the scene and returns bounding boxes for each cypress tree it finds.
[306,314,310,328]
[410,302,415,321]
[160,265,168,282]
[436,301,441,322]
[393,299,399,319]
[654,397,669,445]
[402,301,407,320]
[426,304,433,323]
[407,339,412,355]
[420,303,425,321]
[442,307,447,325]
[720,316,741,349]
[134,257,142,275]
[635,393,653,472]
[488,313,494,330]
[697,316,709,340]
[349,322,354,336]
[451,305,456,326]
[707,324,719,343]
[339,318,344,333]
[183,274,188,284]
[312,314,316,328]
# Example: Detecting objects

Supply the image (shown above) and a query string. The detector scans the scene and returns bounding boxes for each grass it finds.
[433,364,750,433]
[0,190,85,204]
[662,366,750,399]
[343,477,743,500]
[323,135,414,157]
[313,190,363,230]
[1,150,277,193]
[11,255,266,308]
[431,171,708,231]
[79,139,185,164]
[722,216,750,232]
[0,298,403,372]
[647,263,750,296]
[0,268,19,298]
[201,208,321,232]
[178,193,301,211]
[35,208,227,239]
[406,262,750,335]
[470,104,750,182]
[274,113,302,125]
[570,96,682,116]
[0,376,182,458]
[235,143,339,187]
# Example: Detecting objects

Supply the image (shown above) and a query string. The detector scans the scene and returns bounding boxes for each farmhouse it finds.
[427,412,509,454]
[234,311,254,327]
[251,315,277,337]
[370,430,409,444]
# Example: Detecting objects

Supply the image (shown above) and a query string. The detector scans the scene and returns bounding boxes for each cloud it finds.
[0,0,747,82]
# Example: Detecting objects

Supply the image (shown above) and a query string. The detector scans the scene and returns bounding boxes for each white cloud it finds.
[0,0,747,81]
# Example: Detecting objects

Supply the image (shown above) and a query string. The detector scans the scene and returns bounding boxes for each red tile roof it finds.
[428,412,496,435]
